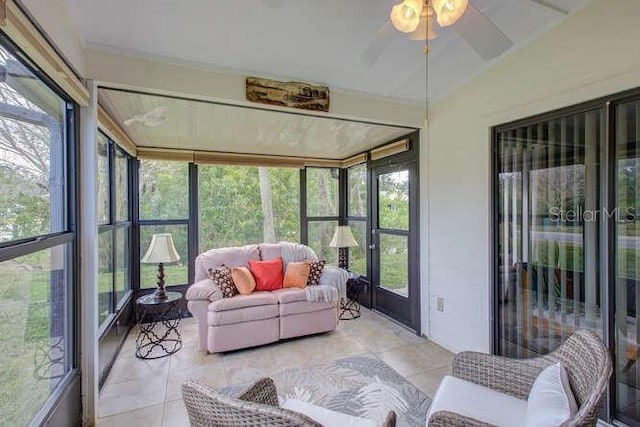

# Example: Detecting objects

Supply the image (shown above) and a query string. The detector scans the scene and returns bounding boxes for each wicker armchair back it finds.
[448,329,611,426]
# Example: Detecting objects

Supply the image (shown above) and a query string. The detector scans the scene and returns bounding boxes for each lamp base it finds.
[154,262,168,300]
[338,248,348,270]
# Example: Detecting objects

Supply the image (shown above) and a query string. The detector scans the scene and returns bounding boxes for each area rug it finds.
[221,354,432,426]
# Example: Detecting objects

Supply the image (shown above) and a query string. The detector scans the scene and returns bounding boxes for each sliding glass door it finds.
[494,91,640,424]
[495,109,603,358]
[615,100,640,422]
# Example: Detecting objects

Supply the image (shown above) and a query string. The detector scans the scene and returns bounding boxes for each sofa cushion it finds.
[208,304,280,326]
[280,300,335,316]
[525,363,578,427]
[306,260,326,286]
[283,261,311,288]
[231,266,257,295]
[249,257,284,291]
[282,399,375,427]
[272,288,307,304]
[196,244,260,282]
[208,291,278,312]
[427,375,527,427]
[185,278,223,302]
[258,243,283,261]
[207,266,238,298]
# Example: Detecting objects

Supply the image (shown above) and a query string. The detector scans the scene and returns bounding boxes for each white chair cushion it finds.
[525,363,578,427]
[282,399,376,427]
[426,375,527,427]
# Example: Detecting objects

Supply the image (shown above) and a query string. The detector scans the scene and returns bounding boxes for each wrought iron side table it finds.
[135,291,183,359]
[340,274,364,320]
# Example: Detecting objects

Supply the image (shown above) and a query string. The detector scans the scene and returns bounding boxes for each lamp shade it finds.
[390,0,424,33]
[329,226,359,248]
[141,233,180,264]
[431,0,468,27]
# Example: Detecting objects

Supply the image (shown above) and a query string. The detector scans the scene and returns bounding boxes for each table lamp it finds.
[141,233,180,300]
[329,225,359,270]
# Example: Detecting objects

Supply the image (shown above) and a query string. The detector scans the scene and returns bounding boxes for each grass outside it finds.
[0,260,63,426]
[533,241,640,280]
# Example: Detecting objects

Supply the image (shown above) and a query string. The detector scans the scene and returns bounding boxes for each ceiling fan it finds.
[124,106,168,127]
[261,0,569,64]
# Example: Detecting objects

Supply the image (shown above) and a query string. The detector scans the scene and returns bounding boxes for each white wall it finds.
[422,0,640,353]
[19,0,86,75]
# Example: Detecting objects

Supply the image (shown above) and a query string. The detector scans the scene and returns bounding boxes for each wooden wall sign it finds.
[246,77,329,112]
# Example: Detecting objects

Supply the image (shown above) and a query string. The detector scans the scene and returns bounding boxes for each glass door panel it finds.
[379,233,409,296]
[615,100,640,421]
[495,110,603,358]
[371,162,418,331]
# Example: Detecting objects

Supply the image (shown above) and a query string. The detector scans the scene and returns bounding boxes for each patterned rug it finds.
[221,354,432,426]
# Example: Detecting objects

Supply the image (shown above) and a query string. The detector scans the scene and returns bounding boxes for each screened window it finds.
[198,164,300,250]
[305,167,340,265]
[96,132,132,328]
[348,163,368,274]
[0,44,75,426]
[139,160,190,289]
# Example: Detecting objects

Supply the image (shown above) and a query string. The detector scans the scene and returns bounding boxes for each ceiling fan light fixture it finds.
[409,6,438,40]
[431,0,468,27]
[390,0,424,33]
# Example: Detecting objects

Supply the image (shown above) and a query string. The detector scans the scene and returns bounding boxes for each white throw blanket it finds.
[279,241,348,304]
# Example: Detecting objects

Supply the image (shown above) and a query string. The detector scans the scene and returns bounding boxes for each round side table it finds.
[340,274,364,320]
[135,291,183,359]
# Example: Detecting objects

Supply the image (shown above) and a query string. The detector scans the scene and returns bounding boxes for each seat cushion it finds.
[280,301,335,316]
[282,399,376,427]
[272,288,307,304]
[427,376,528,427]
[208,304,279,326]
[208,291,278,312]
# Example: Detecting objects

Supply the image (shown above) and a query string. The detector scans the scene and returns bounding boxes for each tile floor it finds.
[97,309,454,426]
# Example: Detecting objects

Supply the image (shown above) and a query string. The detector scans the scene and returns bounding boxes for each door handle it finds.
[369,244,376,250]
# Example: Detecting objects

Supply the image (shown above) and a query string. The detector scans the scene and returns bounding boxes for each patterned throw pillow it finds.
[208,266,238,298]
[306,260,326,286]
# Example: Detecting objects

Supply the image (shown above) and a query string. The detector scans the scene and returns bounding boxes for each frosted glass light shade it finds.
[390,0,424,33]
[329,226,359,248]
[432,0,468,27]
[141,233,180,263]
[410,8,438,40]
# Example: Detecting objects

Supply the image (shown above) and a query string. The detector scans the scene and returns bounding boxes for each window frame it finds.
[96,132,134,335]
[0,33,79,427]
[347,162,369,276]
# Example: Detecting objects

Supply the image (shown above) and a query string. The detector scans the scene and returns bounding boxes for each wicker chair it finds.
[182,377,397,427]
[428,329,612,426]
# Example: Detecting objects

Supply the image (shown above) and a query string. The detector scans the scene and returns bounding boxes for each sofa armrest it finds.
[185,278,223,302]
[452,351,548,400]
[318,266,348,300]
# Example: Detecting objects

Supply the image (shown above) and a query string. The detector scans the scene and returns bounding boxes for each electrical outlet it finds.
[436,296,445,312]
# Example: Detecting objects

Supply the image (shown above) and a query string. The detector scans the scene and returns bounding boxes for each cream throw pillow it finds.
[525,363,578,427]
[231,266,256,295]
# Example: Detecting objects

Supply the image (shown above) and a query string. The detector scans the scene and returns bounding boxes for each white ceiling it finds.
[65,0,590,104]
[98,88,415,159]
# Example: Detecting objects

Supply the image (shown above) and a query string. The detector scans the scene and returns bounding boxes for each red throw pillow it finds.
[248,257,284,291]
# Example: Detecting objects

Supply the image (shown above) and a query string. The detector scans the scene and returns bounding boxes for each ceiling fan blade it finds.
[529,0,569,15]
[454,2,513,61]
[361,20,397,66]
